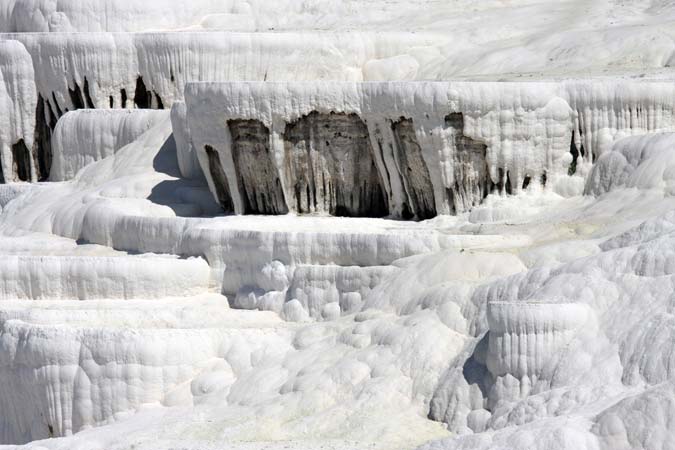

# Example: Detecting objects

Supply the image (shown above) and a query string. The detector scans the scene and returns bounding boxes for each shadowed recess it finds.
[11,139,31,182]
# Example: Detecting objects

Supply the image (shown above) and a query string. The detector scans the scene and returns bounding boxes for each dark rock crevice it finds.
[228,119,288,215]
[134,76,164,110]
[68,82,84,110]
[120,89,128,108]
[34,95,53,181]
[83,78,95,109]
[283,112,387,217]
[569,131,579,175]
[155,93,164,110]
[67,77,94,110]
[493,168,513,195]
[391,117,436,219]
[134,76,151,109]
[12,139,31,182]
[204,145,234,212]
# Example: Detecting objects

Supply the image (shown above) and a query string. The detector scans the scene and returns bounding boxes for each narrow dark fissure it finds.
[204,145,235,212]
[68,79,85,110]
[391,117,436,219]
[155,93,164,110]
[283,111,387,217]
[134,76,151,109]
[569,131,579,175]
[12,139,31,182]
[83,77,95,109]
[34,95,53,180]
[133,76,164,110]
[228,119,288,215]
[120,89,128,108]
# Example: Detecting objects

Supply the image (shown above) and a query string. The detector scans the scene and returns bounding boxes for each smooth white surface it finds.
[50,110,166,181]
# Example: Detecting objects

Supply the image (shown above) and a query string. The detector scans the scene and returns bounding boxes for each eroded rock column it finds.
[204,145,235,212]
[283,112,387,217]
[391,117,436,219]
[228,119,288,215]
[445,113,489,214]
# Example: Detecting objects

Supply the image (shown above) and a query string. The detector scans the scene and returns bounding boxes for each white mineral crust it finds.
[0,2,674,450]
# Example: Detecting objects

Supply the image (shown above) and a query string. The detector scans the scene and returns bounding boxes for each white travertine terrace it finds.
[0,255,210,300]
[0,30,436,180]
[1,1,675,450]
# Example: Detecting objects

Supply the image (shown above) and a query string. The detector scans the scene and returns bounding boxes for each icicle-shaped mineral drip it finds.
[563,81,675,165]
[486,300,591,407]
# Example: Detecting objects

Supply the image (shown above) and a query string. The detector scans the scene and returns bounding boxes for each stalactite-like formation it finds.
[445,113,489,213]
[486,300,591,408]
[283,112,387,217]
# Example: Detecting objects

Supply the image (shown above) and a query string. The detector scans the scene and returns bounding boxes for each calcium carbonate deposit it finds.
[0,1,675,449]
